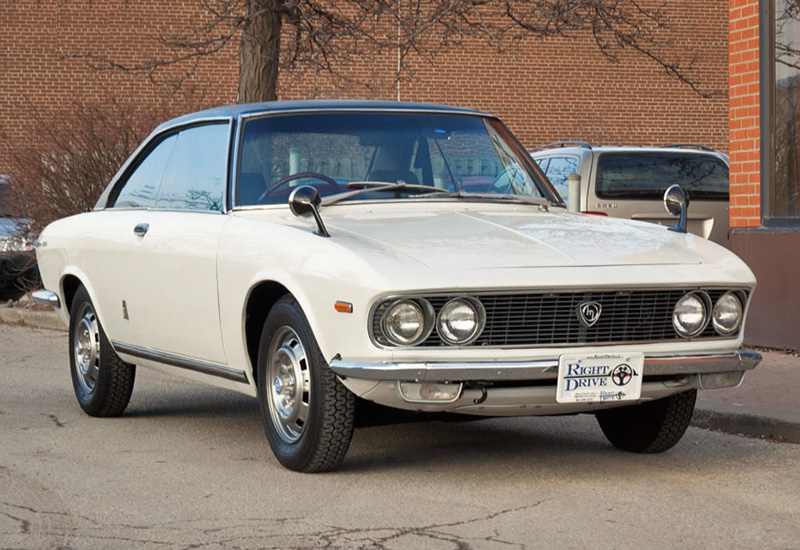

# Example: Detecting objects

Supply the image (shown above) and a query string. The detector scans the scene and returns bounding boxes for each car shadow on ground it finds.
[110,382,769,475]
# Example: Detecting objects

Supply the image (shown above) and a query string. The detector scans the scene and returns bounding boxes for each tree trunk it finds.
[238,0,282,103]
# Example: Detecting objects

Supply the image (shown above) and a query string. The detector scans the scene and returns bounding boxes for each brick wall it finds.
[729,0,761,228]
[0,0,729,174]
[0,1,240,172]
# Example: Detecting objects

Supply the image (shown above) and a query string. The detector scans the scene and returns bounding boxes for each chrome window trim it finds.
[230,108,562,209]
[111,341,248,384]
[99,116,235,211]
[237,107,496,122]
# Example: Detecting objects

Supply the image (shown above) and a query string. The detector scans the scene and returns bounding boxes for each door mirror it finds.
[663,184,689,233]
[289,186,330,237]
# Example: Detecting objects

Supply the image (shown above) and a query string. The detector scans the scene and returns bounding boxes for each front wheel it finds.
[596,390,697,453]
[257,296,355,472]
[68,285,136,417]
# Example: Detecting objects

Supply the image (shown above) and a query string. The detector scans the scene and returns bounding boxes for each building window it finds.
[768,0,800,222]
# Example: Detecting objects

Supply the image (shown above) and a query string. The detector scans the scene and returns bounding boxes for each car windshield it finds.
[236,112,555,206]
[595,152,729,200]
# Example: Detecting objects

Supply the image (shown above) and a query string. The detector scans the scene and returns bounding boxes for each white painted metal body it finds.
[37,198,755,407]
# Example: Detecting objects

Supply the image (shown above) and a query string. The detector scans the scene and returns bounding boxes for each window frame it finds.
[104,117,235,213]
[153,122,233,213]
[230,109,563,210]
[760,0,800,227]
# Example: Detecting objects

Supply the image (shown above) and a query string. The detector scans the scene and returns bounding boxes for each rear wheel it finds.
[257,296,355,472]
[596,390,697,453]
[69,285,136,417]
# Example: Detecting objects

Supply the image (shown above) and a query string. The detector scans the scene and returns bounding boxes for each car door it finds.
[121,122,233,364]
[90,121,232,366]
[83,132,177,350]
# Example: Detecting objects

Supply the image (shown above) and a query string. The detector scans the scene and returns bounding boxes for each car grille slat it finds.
[372,288,746,348]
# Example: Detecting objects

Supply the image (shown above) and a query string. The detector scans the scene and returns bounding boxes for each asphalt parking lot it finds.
[2,323,799,550]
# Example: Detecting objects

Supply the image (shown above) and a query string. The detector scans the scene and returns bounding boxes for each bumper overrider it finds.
[329,350,762,415]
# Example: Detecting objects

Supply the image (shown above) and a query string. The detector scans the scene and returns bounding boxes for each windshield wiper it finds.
[323,181,451,206]
[323,181,553,208]
[426,189,550,207]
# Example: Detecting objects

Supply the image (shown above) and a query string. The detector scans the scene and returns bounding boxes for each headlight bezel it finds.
[379,298,435,347]
[672,291,711,338]
[712,291,744,335]
[435,296,486,346]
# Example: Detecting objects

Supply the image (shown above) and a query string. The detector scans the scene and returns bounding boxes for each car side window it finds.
[155,123,229,212]
[113,135,177,209]
[544,156,579,201]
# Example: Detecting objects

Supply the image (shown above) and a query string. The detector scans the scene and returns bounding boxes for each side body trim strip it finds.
[112,341,248,384]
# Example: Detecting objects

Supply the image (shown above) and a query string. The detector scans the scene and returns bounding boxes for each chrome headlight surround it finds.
[712,291,744,335]
[672,291,711,338]
[379,298,435,346]
[436,297,486,345]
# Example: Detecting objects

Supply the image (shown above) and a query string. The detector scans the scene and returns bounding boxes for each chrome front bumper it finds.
[329,350,762,382]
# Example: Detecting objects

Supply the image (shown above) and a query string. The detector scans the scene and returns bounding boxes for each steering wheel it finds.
[259,172,340,202]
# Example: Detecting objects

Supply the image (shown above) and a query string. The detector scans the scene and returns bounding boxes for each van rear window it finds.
[595,153,728,200]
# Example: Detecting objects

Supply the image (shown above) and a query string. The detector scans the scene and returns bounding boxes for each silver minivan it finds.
[530,143,730,247]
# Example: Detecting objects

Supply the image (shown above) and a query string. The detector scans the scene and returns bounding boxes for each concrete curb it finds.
[0,306,66,331]
[692,407,800,444]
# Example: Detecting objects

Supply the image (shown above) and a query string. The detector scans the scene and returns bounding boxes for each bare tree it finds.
[5,97,180,233]
[74,0,707,103]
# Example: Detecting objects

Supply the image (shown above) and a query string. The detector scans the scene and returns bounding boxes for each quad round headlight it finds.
[712,292,743,335]
[436,297,485,345]
[381,299,432,346]
[672,292,709,337]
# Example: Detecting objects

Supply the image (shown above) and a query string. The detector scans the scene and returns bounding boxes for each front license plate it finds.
[556,353,644,404]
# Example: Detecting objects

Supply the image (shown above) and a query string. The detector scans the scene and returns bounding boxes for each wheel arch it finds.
[61,274,84,316]
[244,280,292,382]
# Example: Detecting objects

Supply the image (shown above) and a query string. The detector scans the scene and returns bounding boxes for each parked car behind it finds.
[0,177,38,290]
[530,143,730,246]
[33,101,759,472]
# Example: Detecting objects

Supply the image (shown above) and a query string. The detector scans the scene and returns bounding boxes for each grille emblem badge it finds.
[578,302,602,328]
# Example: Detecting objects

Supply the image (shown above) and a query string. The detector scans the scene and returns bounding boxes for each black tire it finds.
[257,296,355,472]
[68,285,136,417]
[596,389,697,453]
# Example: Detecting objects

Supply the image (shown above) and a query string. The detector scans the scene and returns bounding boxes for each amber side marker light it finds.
[335,301,354,313]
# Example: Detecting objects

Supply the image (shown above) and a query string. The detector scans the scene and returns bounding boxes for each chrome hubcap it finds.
[73,303,100,395]
[266,326,311,444]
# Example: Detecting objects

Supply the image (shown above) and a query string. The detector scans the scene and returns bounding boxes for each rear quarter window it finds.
[595,152,729,200]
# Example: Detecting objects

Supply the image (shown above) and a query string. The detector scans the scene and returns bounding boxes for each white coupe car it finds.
[34,101,761,472]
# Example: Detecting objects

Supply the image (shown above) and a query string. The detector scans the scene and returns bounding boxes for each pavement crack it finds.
[1,510,31,534]
[44,413,65,427]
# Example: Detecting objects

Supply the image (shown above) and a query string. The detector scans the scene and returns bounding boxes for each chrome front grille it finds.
[371,289,744,348]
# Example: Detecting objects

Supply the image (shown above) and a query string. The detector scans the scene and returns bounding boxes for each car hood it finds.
[318,202,705,269]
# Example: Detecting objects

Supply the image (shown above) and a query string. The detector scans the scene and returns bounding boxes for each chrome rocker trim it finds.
[329,350,762,382]
[112,341,248,384]
[31,289,61,309]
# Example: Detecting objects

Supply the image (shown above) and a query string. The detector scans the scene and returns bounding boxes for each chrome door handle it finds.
[133,223,150,237]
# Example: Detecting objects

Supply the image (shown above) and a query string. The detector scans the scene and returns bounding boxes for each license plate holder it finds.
[556,353,644,404]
